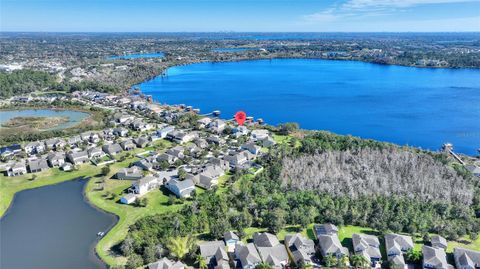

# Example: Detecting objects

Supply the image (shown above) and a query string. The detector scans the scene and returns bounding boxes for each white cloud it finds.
[342,0,477,9]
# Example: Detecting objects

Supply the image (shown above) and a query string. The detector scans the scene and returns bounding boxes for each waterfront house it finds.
[116,166,143,180]
[120,139,136,151]
[133,175,161,195]
[7,161,27,177]
[224,231,240,253]
[102,143,123,156]
[253,232,289,268]
[233,125,249,137]
[24,141,46,155]
[431,235,448,250]
[67,150,89,165]
[234,242,262,269]
[165,178,195,198]
[87,147,105,159]
[352,233,382,267]
[453,248,480,269]
[120,193,137,204]
[28,158,49,173]
[133,136,150,148]
[422,245,451,269]
[198,241,227,268]
[47,152,66,167]
[61,162,73,171]
[148,258,185,269]
[284,233,316,267]
[241,142,261,155]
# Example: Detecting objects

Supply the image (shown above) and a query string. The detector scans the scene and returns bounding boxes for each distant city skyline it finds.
[1,0,479,32]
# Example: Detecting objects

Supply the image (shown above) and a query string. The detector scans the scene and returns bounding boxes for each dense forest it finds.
[120,131,480,268]
[0,69,56,98]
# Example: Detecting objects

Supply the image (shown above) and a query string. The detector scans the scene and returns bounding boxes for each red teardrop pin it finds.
[234,111,247,126]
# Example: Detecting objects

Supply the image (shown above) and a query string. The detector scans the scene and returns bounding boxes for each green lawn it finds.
[0,164,101,217]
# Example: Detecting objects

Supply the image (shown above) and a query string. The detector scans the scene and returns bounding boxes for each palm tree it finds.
[195,254,208,269]
[351,254,370,269]
[168,236,194,260]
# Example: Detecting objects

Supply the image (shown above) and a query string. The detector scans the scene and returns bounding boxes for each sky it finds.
[1,0,479,32]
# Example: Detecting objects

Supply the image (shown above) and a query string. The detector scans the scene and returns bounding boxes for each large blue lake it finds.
[139,59,480,154]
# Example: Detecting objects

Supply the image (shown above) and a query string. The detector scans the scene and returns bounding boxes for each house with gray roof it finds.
[423,245,452,269]
[285,233,316,266]
[113,127,129,137]
[241,142,261,155]
[157,125,175,138]
[165,178,195,198]
[431,235,448,250]
[385,234,414,269]
[352,233,382,267]
[67,135,82,146]
[167,146,185,159]
[156,153,178,164]
[120,193,137,205]
[148,257,185,269]
[67,150,89,165]
[207,119,226,133]
[189,165,225,189]
[224,231,240,253]
[102,143,123,155]
[134,159,153,171]
[116,166,143,180]
[28,158,49,173]
[133,175,161,195]
[120,139,136,151]
[47,151,66,167]
[24,141,46,155]
[253,232,289,268]
[234,242,262,269]
[317,233,349,259]
[45,138,66,150]
[87,147,105,159]
[198,241,227,268]
[134,136,150,148]
[454,248,480,269]
[313,224,339,237]
[7,161,27,176]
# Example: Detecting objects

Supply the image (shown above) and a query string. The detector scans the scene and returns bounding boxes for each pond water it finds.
[108,52,164,59]
[138,59,480,154]
[0,109,89,130]
[0,178,115,269]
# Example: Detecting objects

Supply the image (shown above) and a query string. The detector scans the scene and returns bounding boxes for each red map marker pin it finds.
[234,111,247,126]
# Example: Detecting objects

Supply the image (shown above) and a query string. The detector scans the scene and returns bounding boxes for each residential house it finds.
[234,242,262,269]
[352,234,382,268]
[465,165,480,177]
[67,150,89,165]
[253,232,289,268]
[168,130,197,144]
[67,135,82,146]
[134,137,150,148]
[241,142,261,155]
[157,153,178,164]
[102,143,123,156]
[148,258,185,269]
[250,129,269,141]
[233,125,250,137]
[165,178,195,198]
[224,231,240,253]
[131,119,153,132]
[7,161,27,176]
[189,165,225,189]
[209,158,230,171]
[385,234,414,269]
[157,125,175,138]
[198,241,227,268]
[313,224,339,236]
[207,119,226,133]
[113,127,129,137]
[284,233,316,266]
[167,146,185,159]
[28,158,49,173]
[24,141,46,155]
[422,245,451,269]
[0,144,22,158]
[113,113,134,124]
[207,136,225,145]
[195,138,209,149]
[453,248,480,269]
[87,147,105,159]
[45,138,66,150]
[120,139,136,151]
[47,152,66,167]
[133,175,161,195]
[116,166,143,180]
[134,159,153,171]
[224,151,248,168]
[431,235,448,250]
[261,136,276,147]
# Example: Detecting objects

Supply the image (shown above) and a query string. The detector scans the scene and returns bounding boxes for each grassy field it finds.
[0,164,101,217]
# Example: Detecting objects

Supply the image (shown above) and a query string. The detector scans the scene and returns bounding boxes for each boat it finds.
[97,231,105,237]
